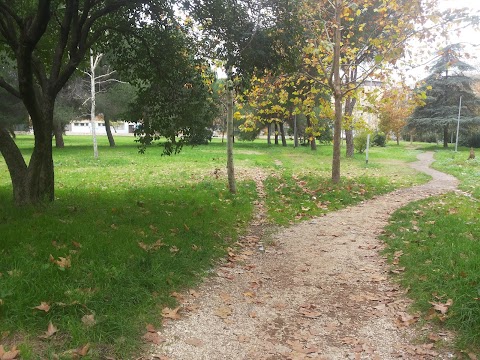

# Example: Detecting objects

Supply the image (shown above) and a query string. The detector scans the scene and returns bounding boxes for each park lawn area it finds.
[382,146,480,355]
[0,136,429,359]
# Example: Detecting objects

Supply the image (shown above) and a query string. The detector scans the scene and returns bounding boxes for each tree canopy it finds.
[408,44,480,147]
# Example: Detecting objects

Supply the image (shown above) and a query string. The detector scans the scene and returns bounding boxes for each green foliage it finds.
[372,132,386,147]
[354,131,369,153]
[408,44,480,145]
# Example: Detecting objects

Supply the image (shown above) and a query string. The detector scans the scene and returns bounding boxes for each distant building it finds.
[65,115,136,135]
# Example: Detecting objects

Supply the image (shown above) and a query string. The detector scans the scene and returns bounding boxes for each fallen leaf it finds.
[49,255,71,269]
[219,292,232,304]
[214,306,232,319]
[169,246,179,253]
[185,338,203,347]
[81,314,96,327]
[161,307,181,320]
[146,324,156,333]
[39,321,58,339]
[143,332,165,345]
[429,299,453,314]
[467,352,478,360]
[71,241,82,248]
[0,345,20,360]
[33,302,50,312]
[76,343,90,356]
[170,292,184,302]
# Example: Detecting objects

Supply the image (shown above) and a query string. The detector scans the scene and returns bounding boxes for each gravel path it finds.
[149,152,459,360]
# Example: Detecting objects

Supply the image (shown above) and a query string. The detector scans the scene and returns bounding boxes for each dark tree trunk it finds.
[104,115,116,147]
[279,122,287,147]
[293,114,298,148]
[0,103,55,206]
[274,122,279,145]
[443,124,449,148]
[54,122,65,148]
[267,122,272,145]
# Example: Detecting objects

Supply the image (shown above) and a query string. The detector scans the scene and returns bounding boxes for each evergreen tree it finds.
[408,44,480,147]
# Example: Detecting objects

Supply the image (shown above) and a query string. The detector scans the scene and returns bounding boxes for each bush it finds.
[372,132,386,147]
[354,131,369,153]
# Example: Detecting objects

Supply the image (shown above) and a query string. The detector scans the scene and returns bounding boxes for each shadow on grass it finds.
[0,180,256,358]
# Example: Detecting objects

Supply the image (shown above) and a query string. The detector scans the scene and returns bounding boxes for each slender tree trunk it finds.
[90,53,99,159]
[54,122,64,148]
[331,0,342,184]
[279,122,287,147]
[293,114,298,148]
[267,122,272,145]
[396,132,400,145]
[443,124,449,148]
[274,122,279,145]
[226,68,236,194]
[306,115,316,150]
[344,97,356,158]
[104,115,116,147]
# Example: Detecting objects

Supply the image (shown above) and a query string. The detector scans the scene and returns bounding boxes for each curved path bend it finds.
[150,152,459,360]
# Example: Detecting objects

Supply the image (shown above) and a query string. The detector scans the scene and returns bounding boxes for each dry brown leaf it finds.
[146,324,156,333]
[143,332,165,345]
[33,302,50,312]
[396,312,419,327]
[72,241,82,248]
[39,321,58,339]
[170,292,184,302]
[429,299,453,314]
[161,306,181,320]
[214,306,232,319]
[0,345,20,360]
[81,314,96,327]
[49,255,71,269]
[75,343,90,356]
[467,352,478,360]
[185,338,203,347]
[219,292,232,304]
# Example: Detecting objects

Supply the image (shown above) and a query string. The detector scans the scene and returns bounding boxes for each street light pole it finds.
[455,96,462,152]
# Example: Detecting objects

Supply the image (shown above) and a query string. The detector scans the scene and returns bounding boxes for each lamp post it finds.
[455,96,462,152]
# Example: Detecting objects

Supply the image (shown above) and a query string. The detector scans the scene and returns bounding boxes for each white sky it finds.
[403,0,480,83]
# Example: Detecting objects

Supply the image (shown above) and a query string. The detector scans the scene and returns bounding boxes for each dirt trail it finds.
[150,152,459,360]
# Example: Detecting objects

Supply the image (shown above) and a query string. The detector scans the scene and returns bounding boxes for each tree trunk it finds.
[104,115,116,147]
[54,122,65,148]
[279,122,287,147]
[226,68,236,194]
[443,124,449,148]
[344,97,356,158]
[331,0,342,184]
[396,132,400,145]
[345,130,353,157]
[293,114,298,148]
[0,103,55,205]
[306,116,316,150]
[267,122,272,145]
[274,122,279,145]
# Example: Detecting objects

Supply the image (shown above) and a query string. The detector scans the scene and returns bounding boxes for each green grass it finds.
[382,146,480,355]
[0,136,429,358]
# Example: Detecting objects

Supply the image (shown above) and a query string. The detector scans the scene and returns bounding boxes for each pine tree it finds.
[408,44,480,147]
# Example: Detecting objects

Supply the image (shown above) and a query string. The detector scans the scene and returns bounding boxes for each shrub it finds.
[354,131,369,153]
[372,132,386,147]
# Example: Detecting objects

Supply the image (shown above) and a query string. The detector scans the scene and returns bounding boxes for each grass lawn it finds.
[382,145,480,355]
[0,136,428,359]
